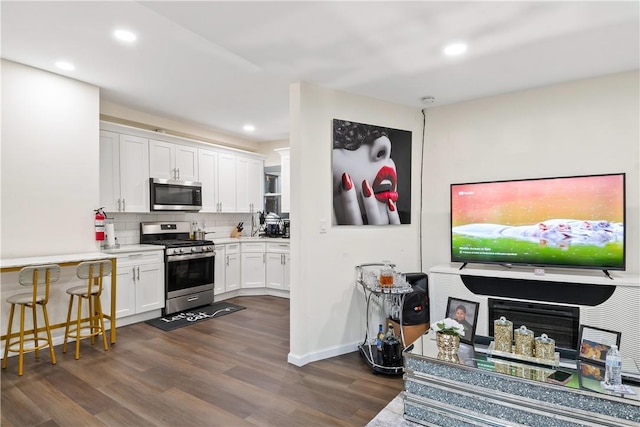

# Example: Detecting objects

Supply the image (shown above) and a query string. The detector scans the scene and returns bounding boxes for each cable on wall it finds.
[420,108,427,273]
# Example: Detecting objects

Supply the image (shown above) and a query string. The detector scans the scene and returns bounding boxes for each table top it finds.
[406,330,640,403]
[1,252,114,270]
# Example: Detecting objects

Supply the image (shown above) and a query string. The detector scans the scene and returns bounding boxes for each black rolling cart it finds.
[356,263,413,375]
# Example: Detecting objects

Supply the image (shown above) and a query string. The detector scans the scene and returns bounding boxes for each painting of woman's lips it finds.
[372,165,398,202]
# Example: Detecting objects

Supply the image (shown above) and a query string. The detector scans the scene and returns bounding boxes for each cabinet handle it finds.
[122,199,126,211]
[281,254,284,265]
[132,267,136,283]
[263,253,266,263]
[226,255,229,266]
[137,266,140,281]
[117,199,121,212]
[177,168,180,179]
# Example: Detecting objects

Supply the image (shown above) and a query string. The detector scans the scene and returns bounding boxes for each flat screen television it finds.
[450,173,625,274]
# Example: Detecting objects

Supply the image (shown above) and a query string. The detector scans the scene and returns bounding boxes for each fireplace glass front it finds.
[488,298,580,352]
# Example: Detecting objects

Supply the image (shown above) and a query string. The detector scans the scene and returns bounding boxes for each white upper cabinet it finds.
[217,152,237,212]
[236,156,263,213]
[198,148,219,212]
[100,130,149,213]
[149,140,198,181]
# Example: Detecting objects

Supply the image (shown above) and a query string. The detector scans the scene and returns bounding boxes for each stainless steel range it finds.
[140,221,215,315]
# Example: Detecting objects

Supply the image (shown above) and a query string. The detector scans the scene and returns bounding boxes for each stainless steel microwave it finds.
[149,178,202,211]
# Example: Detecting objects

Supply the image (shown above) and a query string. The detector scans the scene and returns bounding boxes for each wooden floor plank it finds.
[1,295,403,426]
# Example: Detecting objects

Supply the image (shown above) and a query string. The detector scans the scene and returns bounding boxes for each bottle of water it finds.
[604,344,622,387]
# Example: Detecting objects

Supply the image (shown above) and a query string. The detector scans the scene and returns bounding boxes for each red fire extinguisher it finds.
[95,208,106,241]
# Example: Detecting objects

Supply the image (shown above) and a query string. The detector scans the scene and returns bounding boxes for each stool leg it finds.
[89,294,95,345]
[74,295,83,360]
[41,303,56,366]
[95,295,109,351]
[63,295,74,354]
[2,304,16,369]
[31,303,40,360]
[18,305,26,376]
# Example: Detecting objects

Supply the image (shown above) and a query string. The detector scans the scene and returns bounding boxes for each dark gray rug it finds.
[145,301,245,331]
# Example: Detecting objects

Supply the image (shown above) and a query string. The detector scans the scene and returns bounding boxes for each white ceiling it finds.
[2,1,638,142]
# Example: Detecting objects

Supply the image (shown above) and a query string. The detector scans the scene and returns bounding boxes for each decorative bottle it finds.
[376,324,384,352]
[604,344,622,387]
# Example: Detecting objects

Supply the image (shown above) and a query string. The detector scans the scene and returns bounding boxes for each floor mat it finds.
[145,301,245,331]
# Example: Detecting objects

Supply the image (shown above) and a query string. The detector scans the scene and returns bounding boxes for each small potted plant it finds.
[431,318,465,356]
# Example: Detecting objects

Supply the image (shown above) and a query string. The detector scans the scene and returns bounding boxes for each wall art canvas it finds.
[332,119,412,225]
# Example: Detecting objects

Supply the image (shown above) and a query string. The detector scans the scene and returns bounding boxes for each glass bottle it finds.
[376,324,384,352]
[380,260,394,287]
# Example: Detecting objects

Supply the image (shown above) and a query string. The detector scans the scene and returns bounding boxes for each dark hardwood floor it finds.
[1,296,403,426]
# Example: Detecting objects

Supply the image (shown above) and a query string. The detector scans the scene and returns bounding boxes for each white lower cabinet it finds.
[213,240,289,296]
[215,243,240,294]
[103,250,164,319]
[266,242,290,290]
[241,242,266,288]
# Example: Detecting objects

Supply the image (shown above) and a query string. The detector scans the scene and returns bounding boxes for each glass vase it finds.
[436,331,460,358]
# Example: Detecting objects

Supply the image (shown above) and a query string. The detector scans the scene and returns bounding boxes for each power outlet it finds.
[319,219,328,234]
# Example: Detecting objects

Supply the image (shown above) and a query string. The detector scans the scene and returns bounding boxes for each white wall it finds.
[1,60,100,258]
[288,82,424,365]
[422,71,640,275]
[257,139,289,166]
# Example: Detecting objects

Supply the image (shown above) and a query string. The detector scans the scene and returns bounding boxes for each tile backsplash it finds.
[108,212,256,245]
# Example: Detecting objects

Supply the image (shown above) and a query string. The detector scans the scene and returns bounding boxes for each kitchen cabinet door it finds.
[198,148,219,212]
[240,252,265,288]
[174,144,198,181]
[214,245,226,295]
[225,252,241,292]
[149,140,174,180]
[217,153,237,212]
[265,252,285,290]
[135,262,164,313]
[150,140,198,181]
[99,131,121,213]
[119,134,150,212]
[236,156,263,213]
[101,264,136,319]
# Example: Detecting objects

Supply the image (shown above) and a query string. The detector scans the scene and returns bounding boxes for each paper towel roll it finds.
[106,223,115,248]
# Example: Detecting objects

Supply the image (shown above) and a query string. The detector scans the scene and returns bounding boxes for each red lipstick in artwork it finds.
[372,166,398,203]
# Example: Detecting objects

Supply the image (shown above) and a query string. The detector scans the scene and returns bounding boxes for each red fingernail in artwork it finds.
[342,173,353,190]
[362,180,372,197]
[388,199,396,212]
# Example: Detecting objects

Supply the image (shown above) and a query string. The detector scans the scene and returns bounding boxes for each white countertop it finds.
[101,244,165,254]
[213,237,290,244]
[1,251,113,270]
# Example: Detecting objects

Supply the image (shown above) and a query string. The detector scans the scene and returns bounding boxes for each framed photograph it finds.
[577,325,621,365]
[577,360,606,394]
[446,297,479,345]
[332,119,412,226]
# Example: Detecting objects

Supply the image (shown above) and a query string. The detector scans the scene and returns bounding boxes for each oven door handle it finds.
[167,252,215,262]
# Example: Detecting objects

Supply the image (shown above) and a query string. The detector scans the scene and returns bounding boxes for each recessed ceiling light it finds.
[243,124,255,132]
[55,61,75,71]
[114,29,137,42]
[443,43,468,57]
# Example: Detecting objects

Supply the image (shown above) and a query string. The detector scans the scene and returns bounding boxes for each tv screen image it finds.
[450,173,625,271]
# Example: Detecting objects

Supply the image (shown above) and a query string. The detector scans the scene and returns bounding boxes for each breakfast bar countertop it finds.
[0,251,113,270]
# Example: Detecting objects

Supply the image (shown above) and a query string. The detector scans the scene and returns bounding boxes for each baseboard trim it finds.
[287,340,360,366]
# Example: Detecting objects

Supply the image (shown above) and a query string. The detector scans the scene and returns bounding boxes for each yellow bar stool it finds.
[2,264,60,376]
[63,259,111,360]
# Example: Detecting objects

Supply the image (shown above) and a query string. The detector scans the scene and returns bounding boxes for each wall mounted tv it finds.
[451,173,625,276]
